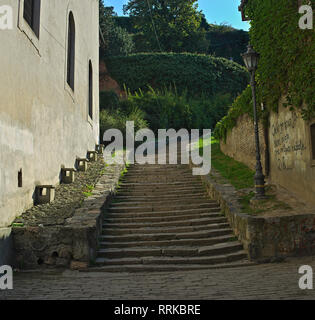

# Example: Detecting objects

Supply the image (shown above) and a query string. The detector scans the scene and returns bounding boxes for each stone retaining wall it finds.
[220,113,267,175]
[199,169,315,261]
[12,163,125,269]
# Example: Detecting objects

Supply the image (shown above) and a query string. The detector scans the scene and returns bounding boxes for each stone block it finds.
[76,158,89,172]
[87,151,98,162]
[96,144,104,154]
[61,168,76,184]
[35,185,55,204]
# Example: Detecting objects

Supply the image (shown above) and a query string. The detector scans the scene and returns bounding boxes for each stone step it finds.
[117,186,205,193]
[100,228,232,242]
[120,178,200,184]
[103,216,227,229]
[119,181,202,187]
[99,234,236,249]
[116,189,206,197]
[117,186,206,193]
[124,168,191,178]
[88,260,255,272]
[106,207,221,219]
[109,198,218,208]
[97,241,243,259]
[129,164,189,169]
[123,171,197,176]
[112,193,209,202]
[94,250,247,266]
[102,222,230,235]
[104,211,222,223]
[108,202,220,213]
[124,171,194,176]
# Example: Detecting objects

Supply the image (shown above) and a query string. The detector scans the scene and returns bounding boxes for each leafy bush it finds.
[117,87,191,133]
[213,86,253,142]
[189,93,233,130]
[100,91,120,111]
[105,53,249,98]
[99,107,148,142]
[114,87,235,133]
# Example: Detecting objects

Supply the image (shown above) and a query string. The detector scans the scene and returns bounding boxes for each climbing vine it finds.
[246,0,315,119]
[214,0,315,140]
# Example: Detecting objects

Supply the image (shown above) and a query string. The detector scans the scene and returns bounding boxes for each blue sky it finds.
[104,0,250,31]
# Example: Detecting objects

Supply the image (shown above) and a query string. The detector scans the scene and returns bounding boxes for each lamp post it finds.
[241,44,266,199]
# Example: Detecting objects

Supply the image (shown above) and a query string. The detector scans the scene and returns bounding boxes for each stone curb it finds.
[193,167,315,261]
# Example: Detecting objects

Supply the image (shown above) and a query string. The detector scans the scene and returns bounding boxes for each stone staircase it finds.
[94,153,249,272]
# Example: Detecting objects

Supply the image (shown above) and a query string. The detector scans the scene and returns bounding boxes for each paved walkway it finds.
[2,256,315,300]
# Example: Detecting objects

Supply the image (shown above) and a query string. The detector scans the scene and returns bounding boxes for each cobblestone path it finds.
[2,256,315,299]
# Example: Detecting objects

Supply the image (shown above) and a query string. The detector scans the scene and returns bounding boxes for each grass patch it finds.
[82,184,94,197]
[205,138,254,190]
[120,167,128,177]
[239,186,292,215]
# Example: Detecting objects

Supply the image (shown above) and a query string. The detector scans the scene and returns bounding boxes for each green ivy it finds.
[213,86,253,142]
[214,0,314,141]
[246,0,315,119]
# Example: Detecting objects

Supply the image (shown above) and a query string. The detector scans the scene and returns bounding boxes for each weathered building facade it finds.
[0,0,100,255]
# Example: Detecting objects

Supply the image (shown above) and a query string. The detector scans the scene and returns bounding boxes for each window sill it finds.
[87,115,94,128]
[64,82,75,102]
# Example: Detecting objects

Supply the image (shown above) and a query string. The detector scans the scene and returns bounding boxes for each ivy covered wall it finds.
[214,0,315,140]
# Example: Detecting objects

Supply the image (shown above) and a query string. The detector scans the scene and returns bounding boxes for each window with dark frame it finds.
[311,124,315,161]
[67,12,75,91]
[88,61,93,119]
[23,0,41,38]
[18,169,23,188]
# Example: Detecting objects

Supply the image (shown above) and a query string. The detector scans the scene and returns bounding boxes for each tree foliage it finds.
[99,2,135,57]
[123,0,208,53]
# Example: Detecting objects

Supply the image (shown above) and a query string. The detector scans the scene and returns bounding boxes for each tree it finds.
[123,0,208,53]
[99,1,135,57]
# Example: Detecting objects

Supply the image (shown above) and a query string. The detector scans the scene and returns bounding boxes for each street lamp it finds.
[241,44,266,199]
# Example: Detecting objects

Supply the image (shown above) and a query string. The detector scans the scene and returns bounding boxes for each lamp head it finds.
[241,44,260,72]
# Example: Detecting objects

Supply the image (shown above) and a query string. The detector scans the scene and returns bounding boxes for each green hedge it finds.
[104,52,249,98]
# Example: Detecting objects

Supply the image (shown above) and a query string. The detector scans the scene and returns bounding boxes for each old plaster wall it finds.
[268,102,315,205]
[220,97,315,205]
[0,0,100,231]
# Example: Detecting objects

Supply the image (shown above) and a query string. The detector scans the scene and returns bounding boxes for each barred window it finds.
[311,124,315,160]
[23,0,41,38]
[67,12,75,91]
[88,61,93,119]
